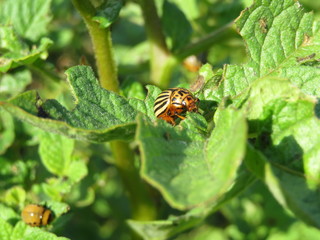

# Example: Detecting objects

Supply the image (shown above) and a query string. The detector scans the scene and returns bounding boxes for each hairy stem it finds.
[137,0,172,88]
[71,0,118,91]
[72,0,157,221]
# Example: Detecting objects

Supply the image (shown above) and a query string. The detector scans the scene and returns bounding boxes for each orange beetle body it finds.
[21,204,52,227]
[154,88,199,125]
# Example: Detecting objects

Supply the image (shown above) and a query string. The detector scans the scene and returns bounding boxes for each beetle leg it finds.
[169,118,176,126]
[159,114,176,126]
[176,114,186,120]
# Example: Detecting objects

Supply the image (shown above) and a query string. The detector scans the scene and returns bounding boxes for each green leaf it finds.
[120,78,146,100]
[244,143,266,180]
[0,158,36,188]
[0,26,52,72]
[244,77,304,122]
[128,85,161,120]
[1,66,145,142]
[92,0,123,28]
[39,65,138,128]
[196,1,320,224]
[66,160,88,183]
[173,0,200,20]
[12,221,70,240]
[128,216,204,240]
[205,0,320,101]
[0,69,32,99]
[0,218,13,240]
[270,98,320,187]
[162,0,192,52]
[236,0,312,75]
[241,75,320,224]
[39,178,72,201]
[265,163,320,228]
[0,203,20,222]
[4,186,26,206]
[243,77,320,187]
[45,200,70,218]
[0,108,15,154]
[0,0,52,41]
[72,186,95,207]
[0,26,27,54]
[137,106,247,209]
[128,168,255,240]
[38,132,75,176]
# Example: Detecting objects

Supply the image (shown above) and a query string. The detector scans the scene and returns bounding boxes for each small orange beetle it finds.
[154,88,199,125]
[21,204,52,227]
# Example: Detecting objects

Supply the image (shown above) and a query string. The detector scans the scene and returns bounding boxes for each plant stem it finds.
[110,141,157,220]
[137,0,172,88]
[71,0,157,221]
[71,0,118,92]
[176,21,234,60]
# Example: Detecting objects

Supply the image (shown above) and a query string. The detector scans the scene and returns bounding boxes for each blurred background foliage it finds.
[0,0,320,239]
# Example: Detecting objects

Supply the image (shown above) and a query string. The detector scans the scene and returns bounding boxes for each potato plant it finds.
[0,0,320,239]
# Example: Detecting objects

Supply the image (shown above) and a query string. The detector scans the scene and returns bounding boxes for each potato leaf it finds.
[137,107,247,210]
[92,0,123,28]
[0,26,52,73]
[1,66,155,142]
[204,0,319,101]
[0,0,52,41]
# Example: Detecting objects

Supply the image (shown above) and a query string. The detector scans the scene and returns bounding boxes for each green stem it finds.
[71,0,118,92]
[137,0,172,88]
[71,0,157,221]
[176,21,234,60]
[110,141,157,220]
[156,56,178,89]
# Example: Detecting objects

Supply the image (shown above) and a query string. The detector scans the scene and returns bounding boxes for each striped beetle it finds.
[154,88,199,125]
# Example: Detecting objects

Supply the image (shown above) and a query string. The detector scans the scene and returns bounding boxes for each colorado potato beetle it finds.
[154,88,199,125]
[21,204,52,227]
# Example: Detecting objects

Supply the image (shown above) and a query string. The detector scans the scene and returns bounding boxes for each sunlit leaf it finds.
[92,0,123,28]
[0,26,52,72]
[1,66,145,142]
[137,107,247,209]
[0,0,52,41]
[39,132,75,176]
